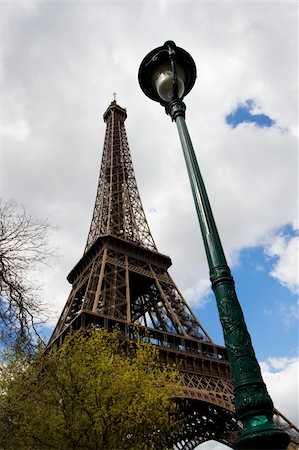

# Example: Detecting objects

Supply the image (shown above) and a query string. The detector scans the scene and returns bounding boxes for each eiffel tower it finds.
[48,100,299,449]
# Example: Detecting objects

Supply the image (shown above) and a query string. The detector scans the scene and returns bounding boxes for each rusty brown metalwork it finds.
[85,101,156,253]
[48,101,299,449]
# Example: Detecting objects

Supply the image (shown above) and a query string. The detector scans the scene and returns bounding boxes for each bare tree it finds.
[0,199,53,353]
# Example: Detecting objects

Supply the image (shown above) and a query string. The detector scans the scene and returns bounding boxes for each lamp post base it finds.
[236,413,290,449]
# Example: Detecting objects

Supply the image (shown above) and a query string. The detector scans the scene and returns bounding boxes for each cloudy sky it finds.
[1,0,298,446]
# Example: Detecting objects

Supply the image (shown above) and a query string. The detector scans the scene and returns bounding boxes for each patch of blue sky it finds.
[194,233,298,361]
[272,223,298,239]
[37,324,55,344]
[231,245,298,360]
[226,99,275,128]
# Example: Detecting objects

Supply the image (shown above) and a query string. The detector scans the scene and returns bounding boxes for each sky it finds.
[0,0,298,447]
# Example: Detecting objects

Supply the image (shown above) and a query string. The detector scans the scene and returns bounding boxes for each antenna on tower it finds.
[113,92,117,102]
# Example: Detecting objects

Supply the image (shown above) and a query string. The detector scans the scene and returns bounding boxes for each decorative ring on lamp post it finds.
[138,41,290,450]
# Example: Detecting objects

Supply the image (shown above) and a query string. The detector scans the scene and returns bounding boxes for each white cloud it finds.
[184,278,211,308]
[0,120,30,141]
[260,356,299,426]
[264,233,299,295]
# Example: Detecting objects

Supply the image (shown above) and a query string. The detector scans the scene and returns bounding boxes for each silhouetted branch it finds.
[0,198,54,354]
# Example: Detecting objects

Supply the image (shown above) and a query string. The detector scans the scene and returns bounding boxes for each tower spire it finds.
[85,101,157,253]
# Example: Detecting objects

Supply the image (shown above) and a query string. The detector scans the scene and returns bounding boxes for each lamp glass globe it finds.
[152,63,185,102]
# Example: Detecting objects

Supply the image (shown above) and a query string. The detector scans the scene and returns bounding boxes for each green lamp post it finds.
[138,41,290,450]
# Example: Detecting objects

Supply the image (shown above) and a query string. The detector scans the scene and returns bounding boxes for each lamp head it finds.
[138,41,197,106]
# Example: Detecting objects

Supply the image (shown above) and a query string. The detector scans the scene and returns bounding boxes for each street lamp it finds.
[138,41,290,450]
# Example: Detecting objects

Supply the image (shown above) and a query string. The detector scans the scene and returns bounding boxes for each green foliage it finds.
[0,328,183,449]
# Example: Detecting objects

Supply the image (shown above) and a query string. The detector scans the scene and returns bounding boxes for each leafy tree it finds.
[0,198,53,353]
[0,328,183,449]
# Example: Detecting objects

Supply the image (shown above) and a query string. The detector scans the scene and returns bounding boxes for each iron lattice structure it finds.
[48,101,299,449]
[85,103,157,254]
